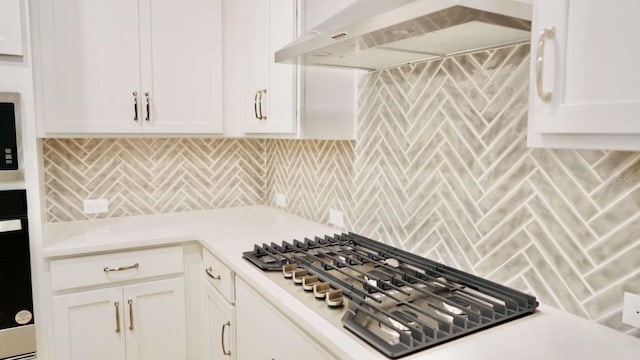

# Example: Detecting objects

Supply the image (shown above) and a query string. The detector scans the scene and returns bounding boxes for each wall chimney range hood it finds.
[275,0,532,71]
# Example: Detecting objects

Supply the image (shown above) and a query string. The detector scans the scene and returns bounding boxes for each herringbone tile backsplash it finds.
[43,44,639,336]
[266,44,640,336]
[43,138,266,222]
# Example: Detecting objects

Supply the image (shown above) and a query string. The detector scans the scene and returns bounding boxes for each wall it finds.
[43,138,266,222]
[1,1,51,357]
[42,44,640,336]
[266,44,640,337]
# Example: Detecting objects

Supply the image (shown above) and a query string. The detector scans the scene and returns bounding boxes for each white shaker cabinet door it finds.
[40,0,143,134]
[263,0,297,133]
[243,0,297,134]
[235,279,335,360]
[204,281,235,360]
[243,0,270,131]
[0,0,23,55]
[529,0,640,136]
[140,0,224,134]
[122,278,188,360]
[52,287,126,360]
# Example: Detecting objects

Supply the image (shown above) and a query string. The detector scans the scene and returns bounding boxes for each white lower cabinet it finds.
[123,279,187,360]
[52,287,126,360]
[222,0,357,139]
[52,278,187,360]
[235,279,334,360]
[204,281,235,360]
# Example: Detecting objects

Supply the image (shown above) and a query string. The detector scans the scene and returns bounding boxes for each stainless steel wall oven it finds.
[0,189,36,360]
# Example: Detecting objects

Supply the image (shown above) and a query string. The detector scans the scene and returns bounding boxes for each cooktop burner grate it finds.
[243,233,538,359]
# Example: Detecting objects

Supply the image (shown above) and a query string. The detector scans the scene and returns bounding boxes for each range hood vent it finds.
[276,0,532,71]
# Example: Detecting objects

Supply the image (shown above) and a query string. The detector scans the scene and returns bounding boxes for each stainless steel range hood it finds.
[276,0,532,71]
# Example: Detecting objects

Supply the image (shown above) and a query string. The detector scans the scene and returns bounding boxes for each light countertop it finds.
[43,205,640,360]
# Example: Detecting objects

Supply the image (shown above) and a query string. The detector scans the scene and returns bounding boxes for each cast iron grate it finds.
[243,232,538,359]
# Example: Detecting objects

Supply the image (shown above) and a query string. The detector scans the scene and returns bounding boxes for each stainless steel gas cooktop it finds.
[243,233,538,359]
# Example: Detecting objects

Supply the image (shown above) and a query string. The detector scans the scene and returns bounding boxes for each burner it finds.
[243,233,538,359]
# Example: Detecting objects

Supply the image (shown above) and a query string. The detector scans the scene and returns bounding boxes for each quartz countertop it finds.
[43,205,640,360]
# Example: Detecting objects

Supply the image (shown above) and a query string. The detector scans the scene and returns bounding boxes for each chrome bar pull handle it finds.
[133,92,139,121]
[103,263,139,273]
[128,299,134,330]
[536,27,555,102]
[254,90,261,119]
[221,321,231,356]
[205,266,221,280]
[259,89,267,120]
[114,302,121,333]
[144,92,151,121]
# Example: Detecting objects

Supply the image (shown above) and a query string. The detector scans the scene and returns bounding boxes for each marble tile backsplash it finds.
[43,44,640,337]
[43,138,266,222]
[266,45,640,337]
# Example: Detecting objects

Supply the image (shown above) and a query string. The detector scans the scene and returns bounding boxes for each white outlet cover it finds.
[83,198,109,214]
[622,292,640,328]
[329,208,344,228]
[275,193,287,208]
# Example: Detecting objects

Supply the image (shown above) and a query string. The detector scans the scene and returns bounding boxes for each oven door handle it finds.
[0,219,22,233]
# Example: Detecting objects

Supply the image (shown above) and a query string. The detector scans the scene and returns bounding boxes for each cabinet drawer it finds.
[203,249,234,302]
[50,246,184,291]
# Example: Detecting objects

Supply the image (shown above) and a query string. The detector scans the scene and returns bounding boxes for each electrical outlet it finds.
[83,198,109,215]
[275,193,287,208]
[623,292,640,328]
[329,208,344,228]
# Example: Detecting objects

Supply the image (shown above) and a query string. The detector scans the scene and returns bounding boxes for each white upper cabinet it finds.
[0,0,24,56]
[36,0,223,135]
[243,0,297,134]
[39,0,142,134]
[224,0,357,139]
[528,0,640,150]
[141,0,223,134]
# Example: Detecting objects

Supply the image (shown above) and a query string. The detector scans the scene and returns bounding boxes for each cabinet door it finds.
[40,0,142,134]
[244,0,297,134]
[243,0,270,131]
[0,0,23,55]
[52,287,126,360]
[204,281,235,360]
[140,0,223,134]
[123,278,187,360]
[235,279,334,360]
[529,0,640,135]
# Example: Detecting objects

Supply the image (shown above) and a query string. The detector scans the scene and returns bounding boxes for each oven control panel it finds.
[0,103,18,171]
